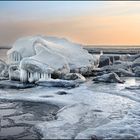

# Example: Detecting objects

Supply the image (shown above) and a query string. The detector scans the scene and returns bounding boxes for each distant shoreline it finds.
[84,47,140,54]
[0,45,140,55]
[0,46,11,49]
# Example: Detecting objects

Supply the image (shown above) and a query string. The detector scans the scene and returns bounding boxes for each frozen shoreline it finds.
[0,77,140,139]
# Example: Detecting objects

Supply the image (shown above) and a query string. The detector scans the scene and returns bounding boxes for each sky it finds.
[0,1,140,46]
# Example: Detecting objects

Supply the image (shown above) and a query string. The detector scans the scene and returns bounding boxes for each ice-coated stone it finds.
[36,79,79,88]
[93,72,125,83]
[99,55,111,67]
[61,73,86,83]
[0,59,9,78]
[0,80,35,89]
[9,64,20,81]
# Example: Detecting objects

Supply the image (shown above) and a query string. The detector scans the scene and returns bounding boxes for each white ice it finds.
[7,35,98,83]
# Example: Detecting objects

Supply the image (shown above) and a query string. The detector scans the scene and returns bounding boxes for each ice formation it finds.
[7,35,97,83]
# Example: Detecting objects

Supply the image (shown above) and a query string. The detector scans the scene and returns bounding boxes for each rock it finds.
[9,64,20,81]
[0,77,9,80]
[61,73,86,83]
[125,85,140,90]
[101,63,130,72]
[132,66,140,77]
[114,55,120,61]
[99,55,111,67]
[130,55,140,70]
[93,72,125,83]
[129,54,140,61]
[120,53,140,62]
[113,60,132,67]
[36,79,79,88]
[132,62,140,69]
[0,59,9,78]
[133,57,140,63]
[56,91,69,95]
[0,80,35,89]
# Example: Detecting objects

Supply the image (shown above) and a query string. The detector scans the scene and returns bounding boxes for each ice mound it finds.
[7,35,96,82]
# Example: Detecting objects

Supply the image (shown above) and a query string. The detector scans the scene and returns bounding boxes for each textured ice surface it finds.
[7,35,95,70]
[0,77,140,139]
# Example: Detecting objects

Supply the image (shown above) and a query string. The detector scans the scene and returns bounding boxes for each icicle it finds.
[15,52,17,61]
[48,73,51,79]
[13,52,15,61]
[34,72,39,81]
[20,69,28,83]
[37,72,39,80]
[9,68,11,80]
[44,73,48,80]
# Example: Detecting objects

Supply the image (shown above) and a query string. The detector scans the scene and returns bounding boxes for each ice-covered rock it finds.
[7,35,96,83]
[36,79,79,88]
[0,80,35,89]
[0,59,9,78]
[93,72,125,83]
[9,64,20,81]
[60,73,86,83]
[132,66,140,77]
[99,55,111,67]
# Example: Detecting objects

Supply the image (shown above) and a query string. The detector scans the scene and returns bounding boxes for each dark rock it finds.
[93,72,125,83]
[56,91,69,95]
[114,55,120,61]
[99,55,111,67]
[36,79,79,88]
[125,85,140,90]
[113,68,135,77]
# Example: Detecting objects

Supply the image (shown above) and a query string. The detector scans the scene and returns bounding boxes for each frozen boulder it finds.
[0,59,9,78]
[125,85,140,90]
[36,79,79,88]
[0,80,35,89]
[9,64,20,81]
[132,66,140,77]
[99,55,111,67]
[101,63,130,72]
[93,72,124,83]
[7,35,96,83]
[61,73,86,83]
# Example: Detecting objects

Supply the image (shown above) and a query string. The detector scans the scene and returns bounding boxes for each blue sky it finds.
[0,1,140,46]
[0,1,104,21]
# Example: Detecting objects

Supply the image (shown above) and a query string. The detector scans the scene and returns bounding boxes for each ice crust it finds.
[7,35,95,70]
